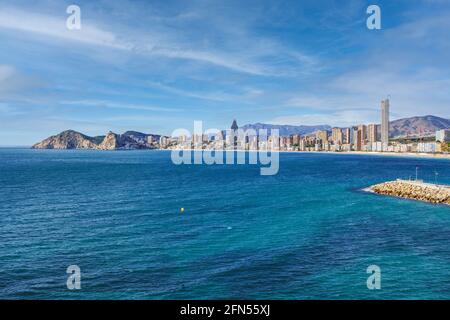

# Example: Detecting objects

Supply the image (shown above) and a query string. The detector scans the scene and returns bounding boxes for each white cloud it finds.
[0,65,15,82]
[0,8,128,49]
[148,47,268,76]
[147,81,257,102]
[0,8,134,62]
[0,6,317,77]
[60,100,180,112]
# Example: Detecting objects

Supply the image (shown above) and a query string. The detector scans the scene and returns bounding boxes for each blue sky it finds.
[0,0,449,145]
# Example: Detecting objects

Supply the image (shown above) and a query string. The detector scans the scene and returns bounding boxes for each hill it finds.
[32,130,160,150]
[390,115,450,137]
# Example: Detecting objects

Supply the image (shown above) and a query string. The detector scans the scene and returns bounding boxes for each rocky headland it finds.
[32,130,161,150]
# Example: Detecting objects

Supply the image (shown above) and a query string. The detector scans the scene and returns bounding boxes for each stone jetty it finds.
[368,179,450,205]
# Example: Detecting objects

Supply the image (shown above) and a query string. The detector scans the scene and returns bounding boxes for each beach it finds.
[167,148,450,160]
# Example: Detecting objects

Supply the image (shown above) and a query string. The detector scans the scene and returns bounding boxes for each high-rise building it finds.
[159,136,169,148]
[193,134,203,144]
[357,124,367,141]
[231,119,238,131]
[292,134,301,146]
[343,128,351,144]
[357,124,367,148]
[355,129,363,151]
[299,139,306,151]
[230,119,238,149]
[352,127,358,147]
[332,128,343,145]
[316,130,328,143]
[436,129,450,142]
[381,98,390,145]
[368,124,377,143]
[249,136,258,150]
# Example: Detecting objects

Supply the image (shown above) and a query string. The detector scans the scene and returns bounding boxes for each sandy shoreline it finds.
[168,148,450,160]
[295,151,450,160]
[4,147,450,160]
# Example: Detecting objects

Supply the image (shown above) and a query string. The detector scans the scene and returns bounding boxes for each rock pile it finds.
[370,180,450,205]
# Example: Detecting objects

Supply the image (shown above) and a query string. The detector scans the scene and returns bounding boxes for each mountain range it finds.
[32,115,449,150]
[242,115,450,137]
[240,123,331,136]
[389,115,450,138]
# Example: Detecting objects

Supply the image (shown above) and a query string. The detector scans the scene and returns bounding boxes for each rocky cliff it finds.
[97,131,154,150]
[32,130,159,150]
[32,130,100,149]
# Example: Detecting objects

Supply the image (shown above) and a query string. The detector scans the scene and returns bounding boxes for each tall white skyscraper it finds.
[381,98,390,145]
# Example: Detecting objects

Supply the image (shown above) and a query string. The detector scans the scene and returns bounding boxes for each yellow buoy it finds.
[180,207,185,213]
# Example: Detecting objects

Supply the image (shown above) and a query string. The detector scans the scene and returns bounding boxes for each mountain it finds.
[32,130,100,149]
[32,130,160,150]
[240,123,331,136]
[97,131,159,150]
[389,115,450,138]
[242,115,450,138]
[123,131,161,144]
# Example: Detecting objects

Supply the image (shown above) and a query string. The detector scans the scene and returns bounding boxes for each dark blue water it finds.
[0,149,449,299]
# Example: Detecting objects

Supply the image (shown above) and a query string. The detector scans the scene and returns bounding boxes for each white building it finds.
[159,136,170,148]
[436,129,450,142]
[417,142,437,153]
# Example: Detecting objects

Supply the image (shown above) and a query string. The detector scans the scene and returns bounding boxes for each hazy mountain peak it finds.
[390,115,450,137]
[241,123,331,136]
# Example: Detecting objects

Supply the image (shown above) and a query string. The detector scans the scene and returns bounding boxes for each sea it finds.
[0,148,449,299]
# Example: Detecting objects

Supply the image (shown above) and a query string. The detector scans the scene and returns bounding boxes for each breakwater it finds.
[368,179,450,205]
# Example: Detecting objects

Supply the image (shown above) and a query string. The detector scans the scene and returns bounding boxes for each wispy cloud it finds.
[0,8,128,49]
[0,4,319,77]
[60,100,181,112]
[147,81,261,103]
[0,64,43,96]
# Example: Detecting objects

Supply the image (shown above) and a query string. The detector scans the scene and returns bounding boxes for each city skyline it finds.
[30,100,450,154]
[1,0,450,146]
[14,109,450,148]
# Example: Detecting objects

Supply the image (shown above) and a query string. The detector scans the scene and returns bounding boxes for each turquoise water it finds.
[0,149,449,299]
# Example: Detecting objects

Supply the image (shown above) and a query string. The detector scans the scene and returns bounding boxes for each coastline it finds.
[296,150,450,160]
[5,146,449,160]
[167,148,450,160]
